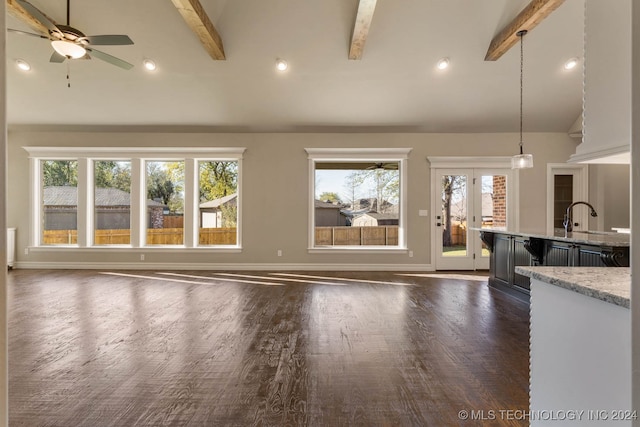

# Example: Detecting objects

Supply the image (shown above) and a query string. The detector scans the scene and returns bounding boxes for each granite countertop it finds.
[515,266,630,308]
[472,227,630,247]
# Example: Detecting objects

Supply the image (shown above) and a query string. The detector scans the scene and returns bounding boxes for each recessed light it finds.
[436,57,450,70]
[16,59,31,71]
[275,58,288,72]
[564,57,579,70]
[143,59,157,71]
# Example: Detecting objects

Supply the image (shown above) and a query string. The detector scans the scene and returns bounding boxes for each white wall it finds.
[8,130,577,269]
[1,0,8,423]
[589,164,631,230]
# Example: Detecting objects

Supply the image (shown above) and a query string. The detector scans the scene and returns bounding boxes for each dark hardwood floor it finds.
[7,270,530,426]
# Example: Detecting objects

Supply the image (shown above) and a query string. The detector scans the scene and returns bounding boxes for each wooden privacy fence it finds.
[43,228,237,245]
[315,226,398,246]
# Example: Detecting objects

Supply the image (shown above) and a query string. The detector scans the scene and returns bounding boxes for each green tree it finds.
[94,161,131,192]
[43,160,78,187]
[146,162,175,208]
[318,191,341,204]
[199,161,238,201]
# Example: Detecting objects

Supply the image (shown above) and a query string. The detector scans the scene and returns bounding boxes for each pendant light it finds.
[511,30,534,169]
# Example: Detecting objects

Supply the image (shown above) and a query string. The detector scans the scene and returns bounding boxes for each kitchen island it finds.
[476,228,630,301]
[516,267,631,426]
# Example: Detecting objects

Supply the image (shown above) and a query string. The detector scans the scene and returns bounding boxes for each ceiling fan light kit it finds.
[51,40,86,59]
[9,0,135,71]
[511,29,533,170]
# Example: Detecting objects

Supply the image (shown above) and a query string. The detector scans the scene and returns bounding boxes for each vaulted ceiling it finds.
[5,0,584,132]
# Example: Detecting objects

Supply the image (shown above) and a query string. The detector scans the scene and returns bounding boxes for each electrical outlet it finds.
[277,250,282,257]
[409,250,414,258]
[140,254,145,261]
[24,248,29,255]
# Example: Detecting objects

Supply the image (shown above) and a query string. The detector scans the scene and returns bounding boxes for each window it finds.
[198,161,238,246]
[94,161,132,245]
[41,160,79,245]
[25,147,245,251]
[146,161,185,246]
[306,148,410,250]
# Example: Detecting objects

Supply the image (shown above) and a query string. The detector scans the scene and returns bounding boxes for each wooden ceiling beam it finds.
[6,0,52,36]
[171,0,226,60]
[349,0,377,60]
[484,0,565,61]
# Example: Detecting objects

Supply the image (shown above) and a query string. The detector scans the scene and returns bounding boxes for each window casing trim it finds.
[26,147,245,250]
[305,148,411,250]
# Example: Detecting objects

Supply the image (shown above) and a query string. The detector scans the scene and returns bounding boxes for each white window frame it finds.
[305,148,411,253]
[24,146,245,252]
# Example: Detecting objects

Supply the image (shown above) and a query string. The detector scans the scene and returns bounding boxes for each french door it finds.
[434,168,512,270]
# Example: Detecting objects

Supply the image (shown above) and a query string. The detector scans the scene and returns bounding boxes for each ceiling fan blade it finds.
[7,28,48,39]
[84,35,134,46]
[50,51,66,63]
[85,47,133,70]
[15,0,62,36]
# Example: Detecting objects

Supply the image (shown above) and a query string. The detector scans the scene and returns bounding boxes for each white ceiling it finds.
[6,0,585,132]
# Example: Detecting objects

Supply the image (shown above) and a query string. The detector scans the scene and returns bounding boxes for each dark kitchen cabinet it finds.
[481,230,629,302]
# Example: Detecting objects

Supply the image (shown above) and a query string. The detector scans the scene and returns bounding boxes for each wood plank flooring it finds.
[7,270,530,426]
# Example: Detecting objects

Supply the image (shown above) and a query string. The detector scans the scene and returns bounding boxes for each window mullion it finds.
[77,158,90,247]
[184,158,196,248]
[130,158,144,248]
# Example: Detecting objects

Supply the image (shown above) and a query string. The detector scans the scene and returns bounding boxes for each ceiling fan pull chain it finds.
[67,62,71,88]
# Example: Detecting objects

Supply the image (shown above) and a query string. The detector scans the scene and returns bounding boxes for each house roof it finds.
[199,193,237,209]
[6,0,583,133]
[44,186,164,207]
[314,199,342,209]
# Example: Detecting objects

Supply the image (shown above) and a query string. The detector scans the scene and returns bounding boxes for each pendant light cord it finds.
[518,30,527,156]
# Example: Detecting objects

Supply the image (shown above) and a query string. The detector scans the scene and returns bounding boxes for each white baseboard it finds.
[13,261,435,271]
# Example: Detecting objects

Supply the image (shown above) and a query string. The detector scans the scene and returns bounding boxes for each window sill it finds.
[308,246,408,254]
[29,246,243,253]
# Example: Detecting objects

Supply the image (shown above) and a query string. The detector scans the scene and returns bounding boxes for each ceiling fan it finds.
[8,0,134,70]
[366,162,399,171]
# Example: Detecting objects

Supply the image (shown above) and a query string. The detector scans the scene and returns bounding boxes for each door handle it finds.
[436,223,442,227]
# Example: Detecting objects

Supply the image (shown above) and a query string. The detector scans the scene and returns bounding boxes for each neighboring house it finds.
[43,186,165,230]
[351,198,395,213]
[199,193,237,228]
[314,199,348,227]
[352,212,399,227]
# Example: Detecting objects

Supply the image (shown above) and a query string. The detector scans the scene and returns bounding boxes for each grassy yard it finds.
[443,246,490,257]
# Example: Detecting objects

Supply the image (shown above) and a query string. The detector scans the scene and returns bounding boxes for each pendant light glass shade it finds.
[511,153,533,169]
[512,30,533,169]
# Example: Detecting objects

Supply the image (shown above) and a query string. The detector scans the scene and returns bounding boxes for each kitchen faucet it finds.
[563,201,598,233]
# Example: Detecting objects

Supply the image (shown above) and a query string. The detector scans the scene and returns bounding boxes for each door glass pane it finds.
[441,175,467,257]
[554,175,573,229]
[480,174,508,257]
